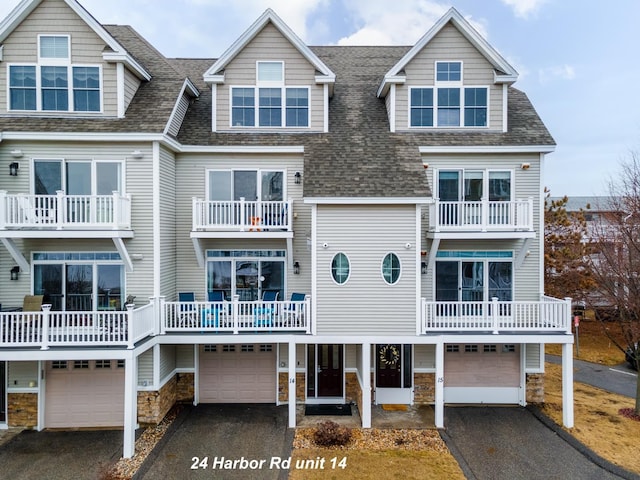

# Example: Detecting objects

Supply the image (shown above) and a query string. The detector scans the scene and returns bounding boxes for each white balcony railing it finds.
[162,296,311,334]
[0,303,156,350]
[421,296,571,334]
[192,197,292,232]
[0,191,132,230]
[428,198,534,232]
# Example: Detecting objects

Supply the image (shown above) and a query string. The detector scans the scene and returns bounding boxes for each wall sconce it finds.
[293,261,300,275]
[294,171,301,185]
[131,150,144,159]
[9,162,19,176]
[521,163,530,170]
[10,266,19,281]
[421,262,428,275]
[10,149,23,158]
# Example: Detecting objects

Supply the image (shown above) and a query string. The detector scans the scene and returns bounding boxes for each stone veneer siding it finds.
[526,373,545,403]
[176,372,195,403]
[8,393,38,428]
[137,376,177,424]
[413,373,435,404]
[345,371,363,413]
[278,372,305,403]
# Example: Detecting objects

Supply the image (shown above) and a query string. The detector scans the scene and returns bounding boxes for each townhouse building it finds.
[0,0,574,458]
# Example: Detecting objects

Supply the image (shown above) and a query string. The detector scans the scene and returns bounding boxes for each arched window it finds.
[331,253,350,285]
[382,253,401,285]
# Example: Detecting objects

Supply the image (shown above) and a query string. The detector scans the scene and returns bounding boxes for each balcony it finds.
[421,296,571,334]
[427,198,534,238]
[192,198,292,234]
[162,296,311,334]
[0,191,132,230]
[0,303,156,350]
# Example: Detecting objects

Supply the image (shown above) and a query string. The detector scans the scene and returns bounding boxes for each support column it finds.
[361,342,371,428]
[435,341,444,428]
[123,353,138,459]
[562,342,574,428]
[288,340,297,428]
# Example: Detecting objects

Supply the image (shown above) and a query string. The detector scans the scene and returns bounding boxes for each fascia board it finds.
[419,145,556,154]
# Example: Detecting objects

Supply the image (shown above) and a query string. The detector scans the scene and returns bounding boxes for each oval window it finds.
[382,253,401,285]
[331,253,350,284]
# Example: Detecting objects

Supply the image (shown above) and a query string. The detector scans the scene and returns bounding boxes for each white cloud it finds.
[538,64,576,84]
[501,0,548,19]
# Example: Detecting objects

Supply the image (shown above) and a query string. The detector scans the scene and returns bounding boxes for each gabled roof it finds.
[377,7,518,97]
[0,0,150,80]
[203,8,335,85]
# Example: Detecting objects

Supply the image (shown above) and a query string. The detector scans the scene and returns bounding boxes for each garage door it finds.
[45,360,124,428]
[199,344,276,403]
[444,344,521,404]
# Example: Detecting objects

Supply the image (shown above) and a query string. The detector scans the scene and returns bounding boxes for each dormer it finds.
[0,0,150,118]
[378,7,518,133]
[203,9,335,133]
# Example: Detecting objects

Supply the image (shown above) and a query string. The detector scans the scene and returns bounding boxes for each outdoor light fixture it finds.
[10,266,19,281]
[294,171,301,185]
[131,150,144,159]
[293,261,300,275]
[421,262,428,275]
[9,162,19,176]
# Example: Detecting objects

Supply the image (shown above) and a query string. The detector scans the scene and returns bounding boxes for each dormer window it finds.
[8,35,101,113]
[409,61,487,128]
[257,61,283,83]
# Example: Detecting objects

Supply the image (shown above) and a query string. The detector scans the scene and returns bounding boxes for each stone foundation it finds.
[7,393,38,428]
[278,372,305,403]
[413,372,435,404]
[176,372,194,403]
[526,373,545,403]
[137,376,177,424]
[345,371,363,413]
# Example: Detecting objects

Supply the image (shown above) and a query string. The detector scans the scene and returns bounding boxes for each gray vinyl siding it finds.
[8,361,39,388]
[316,205,418,335]
[420,153,541,302]
[176,345,195,369]
[159,146,177,299]
[395,22,503,132]
[278,343,306,368]
[166,93,190,137]
[137,349,153,386]
[123,68,141,112]
[0,0,118,116]
[160,344,176,380]
[525,343,543,372]
[415,344,436,369]
[345,344,356,369]
[174,152,310,299]
[215,23,324,132]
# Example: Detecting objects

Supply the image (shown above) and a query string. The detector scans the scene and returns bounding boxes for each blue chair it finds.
[255,290,279,328]
[202,290,227,327]
[178,292,196,327]
[285,293,306,327]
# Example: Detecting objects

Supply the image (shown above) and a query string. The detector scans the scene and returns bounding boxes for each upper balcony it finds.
[192,197,293,239]
[427,198,534,239]
[0,191,132,233]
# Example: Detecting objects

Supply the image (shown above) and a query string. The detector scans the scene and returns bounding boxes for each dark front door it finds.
[376,344,402,388]
[0,361,5,423]
[317,344,343,397]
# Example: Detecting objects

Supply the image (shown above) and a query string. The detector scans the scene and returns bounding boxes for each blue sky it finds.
[1,0,639,196]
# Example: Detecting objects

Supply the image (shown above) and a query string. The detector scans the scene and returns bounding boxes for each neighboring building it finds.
[0,0,574,458]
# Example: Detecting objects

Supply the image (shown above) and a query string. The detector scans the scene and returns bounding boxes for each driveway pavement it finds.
[135,404,293,480]
[0,429,123,480]
[443,406,636,480]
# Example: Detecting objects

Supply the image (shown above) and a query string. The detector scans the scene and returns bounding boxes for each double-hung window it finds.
[8,35,101,112]
[409,61,487,128]
[230,61,309,128]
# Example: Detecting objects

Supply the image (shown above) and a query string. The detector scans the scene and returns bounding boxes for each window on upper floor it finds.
[410,61,487,128]
[8,35,101,113]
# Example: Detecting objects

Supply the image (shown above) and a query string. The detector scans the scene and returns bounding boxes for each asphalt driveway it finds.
[443,406,635,480]
[136,404,293,480]
[0,429,123,480]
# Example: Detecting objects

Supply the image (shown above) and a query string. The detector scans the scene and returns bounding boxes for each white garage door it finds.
[45,360,124,428]
[199,344,276,403]
[444,344,521,404]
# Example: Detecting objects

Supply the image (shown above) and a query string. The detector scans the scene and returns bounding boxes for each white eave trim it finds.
[203,8,335,82]
[179,145,304,154]
[377,75,406,98]
[419,145,556,154]
[207,74,225,84]
[305,197,433,205]
[494,72,518,85]
[102,52,151,81]
[163,78,201,135]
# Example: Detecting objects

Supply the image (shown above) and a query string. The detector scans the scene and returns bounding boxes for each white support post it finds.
[123,354,138,459]
[562,342,574,428]
[157,296,165,335]
[0,190,6,228]
[491,297,499,334]
[240,197,246,231]
[126,304,135,349]
[361,343,372,428]
[56,190,65,230]
[564,297,572,334]
[232,295,239,334]
[288,340,296,428]
[40,305,51,350]
[435,341,444,428]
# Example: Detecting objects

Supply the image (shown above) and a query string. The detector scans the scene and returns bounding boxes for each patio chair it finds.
[255,290,279,328]
[178,292,197,327]
[285,293,306,328]
[202,290,228,328]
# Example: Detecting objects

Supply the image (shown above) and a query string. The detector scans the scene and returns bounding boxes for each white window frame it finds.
[256,61,284,85]
[434,168,513,202]
[380,252,402,285]
[31,158,124,195]
[330,252,351,285]
[205,168,286,202]
[38,34,70,63]
[229,85,310,128]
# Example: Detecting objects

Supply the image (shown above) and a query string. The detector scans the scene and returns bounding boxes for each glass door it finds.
[34,264,63,311]
[66,264,93,311]
[97,265,123,310]
[235,261,259,301]
[438,170,461,226]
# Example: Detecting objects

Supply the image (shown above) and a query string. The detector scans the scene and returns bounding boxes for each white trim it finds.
[361,343,371,428]
[420,145,556,154]
[539,153,546,297]
[416,205,422,335]
[117,63,125,118]
[304,197,432,205]
[380,252,401,285]
[229,85,311,129]
[180,145,304,154]
[389,83,396,133]
[502,83,508,133]
[407,84,490,129]
[330,252,351,285]
[0,230,134,239]
[211,84,217,132]
[323,83,329,133]
[311,204,318,336]
[152,141,161,297]
[164,79,200,135]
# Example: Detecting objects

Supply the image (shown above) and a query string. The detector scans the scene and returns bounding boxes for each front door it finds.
[307,345,343,398]
[0,361,6,423]
[376,344,402,387]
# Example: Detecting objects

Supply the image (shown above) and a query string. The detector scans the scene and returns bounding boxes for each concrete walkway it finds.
[443,406,636,480]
